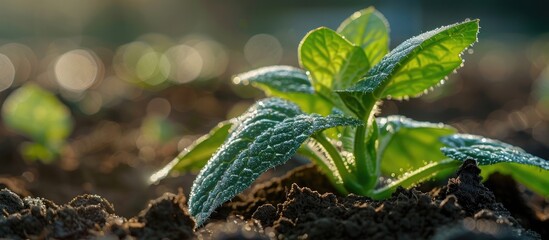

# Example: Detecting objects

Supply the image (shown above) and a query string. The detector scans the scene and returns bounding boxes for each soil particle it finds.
[68,194,115,214]
[484,173,548,238]
[440,159,540,238]
[0,188,115,239]
[246,160,541,239]
[0,188,24,214]
[211,164,337,222]
[1,188,197,239]
[444,159,508,216]
[103,192,196,239]
[197,216,270,240]
[255,184,462,239]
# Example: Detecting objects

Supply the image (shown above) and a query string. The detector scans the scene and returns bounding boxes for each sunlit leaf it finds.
[299,27,370,92]
[337,20,479,118]
[377,116,456,175]
[233,65,332,115]
[480,163,549,197]
[441,134,549,197]
[337,7,390,66]
[189,98,361,225]
[149,121,233,183]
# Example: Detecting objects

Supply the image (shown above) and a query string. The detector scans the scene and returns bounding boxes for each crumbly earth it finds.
[224,161,542,239]
[0,160,544,239]
[0,190,195,239]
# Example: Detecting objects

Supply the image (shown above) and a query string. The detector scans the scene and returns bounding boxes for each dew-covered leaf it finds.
[377,116,456,176]
[337,7,390,66]
[337,20,479,115]
[233,65,313,94]
[299,27,370,92]
[148,121,232,183]
[188,98,361,225]
[440,134,549,196]
[440,134,549,170]
[233,65,332,115]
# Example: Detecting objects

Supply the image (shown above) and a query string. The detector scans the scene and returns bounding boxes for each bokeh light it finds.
[135,51,170,85]
[244,34,283,67]
[0,43,36,86]
[164,44,203,84]
[0,53,16,92]
[182,35,229,79]
[54,49,102,92]
[147,97,172,118]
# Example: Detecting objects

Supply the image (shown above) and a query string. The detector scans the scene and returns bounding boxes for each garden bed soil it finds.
[1,160,546,239]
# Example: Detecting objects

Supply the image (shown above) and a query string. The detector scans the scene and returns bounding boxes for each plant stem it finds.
[297,145,349,195]
[313,133,361,193]
[370,158,461,200]
[353,117,379,193]
[354,125,369,183]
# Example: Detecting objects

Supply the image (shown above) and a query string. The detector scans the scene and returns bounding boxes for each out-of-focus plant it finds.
[2,84,73,162]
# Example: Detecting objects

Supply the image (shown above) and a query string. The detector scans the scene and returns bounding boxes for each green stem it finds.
[313,133,362,193]
[353,116,379,193]
[369,158,461,200]
[297,145,348,195]
[354,125,369,183]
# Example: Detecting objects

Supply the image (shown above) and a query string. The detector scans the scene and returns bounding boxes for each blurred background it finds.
[0,0,548,217]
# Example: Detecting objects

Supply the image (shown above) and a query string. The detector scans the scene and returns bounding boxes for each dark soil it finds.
[0,189,195,239]
[219,161,543,239]
[1,160,545,239]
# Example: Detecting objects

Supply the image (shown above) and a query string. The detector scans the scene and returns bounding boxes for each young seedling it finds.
[151,7,549,225]
[2,84,73,162]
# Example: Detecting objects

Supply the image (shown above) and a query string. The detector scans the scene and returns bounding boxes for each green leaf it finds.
[148,121,233,183]
[337,7,390,66]
[480,163,549,197]
[1,84,72,162]
[337,19,479,116]
[377,116,456,176]
[440,134,549,196]
[299,27,370,92]
[188,98,361,225]
[440,134,549,170]
[233,65,332,115]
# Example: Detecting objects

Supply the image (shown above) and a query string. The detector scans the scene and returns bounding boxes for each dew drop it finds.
[391,173,396,178]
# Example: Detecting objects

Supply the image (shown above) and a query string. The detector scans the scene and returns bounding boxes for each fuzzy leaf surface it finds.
[299,27,370,92]
[233,65,332,115]
[441,134,549,196]
[188,98,361,225]
[337,20,479,116]
[377,116,456,176]
[337,7,390,66]
[149,121,232,183]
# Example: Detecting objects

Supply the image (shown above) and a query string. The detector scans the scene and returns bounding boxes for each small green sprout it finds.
[151,7,549,225]
[2,84,73,162]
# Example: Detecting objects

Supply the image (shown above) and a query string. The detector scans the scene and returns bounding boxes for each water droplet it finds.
[390,173,395,178]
